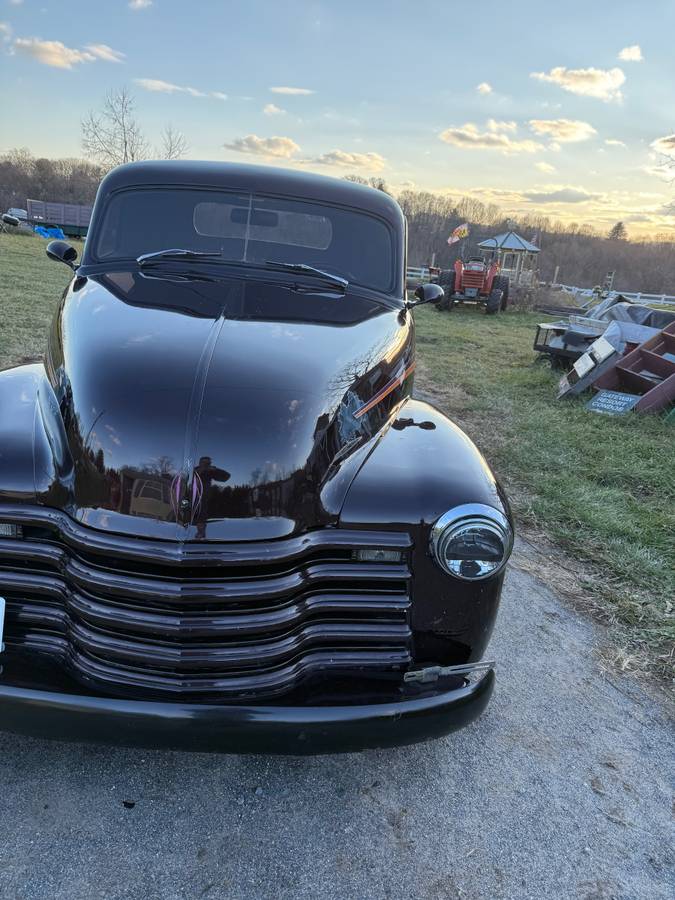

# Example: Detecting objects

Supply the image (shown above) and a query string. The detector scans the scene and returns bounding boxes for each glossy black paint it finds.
[46,239,78,269]
[412,282,444,305]
[0,161,512,750]
[0,657,494,754]
[41,271,415,541]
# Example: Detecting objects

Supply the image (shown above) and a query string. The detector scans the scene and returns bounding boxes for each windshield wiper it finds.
[137,249,223,267]
[263,261,348,292]
[136,253,348,293]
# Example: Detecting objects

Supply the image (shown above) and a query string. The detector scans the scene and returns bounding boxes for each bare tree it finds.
[343,174,390,194]
[82,88,149,169]
[159,125,189,160]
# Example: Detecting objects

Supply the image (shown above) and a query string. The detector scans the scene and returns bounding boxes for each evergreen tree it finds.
[607,221,628,241]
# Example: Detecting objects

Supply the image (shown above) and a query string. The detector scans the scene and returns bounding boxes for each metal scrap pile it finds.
[533,295,675,417]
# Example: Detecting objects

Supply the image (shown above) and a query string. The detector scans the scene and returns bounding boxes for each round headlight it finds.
[430,504,512,581]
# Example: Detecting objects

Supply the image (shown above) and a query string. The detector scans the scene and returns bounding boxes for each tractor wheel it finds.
[435,270,455,312]
[486,289,502,315]
[493,275,510,310]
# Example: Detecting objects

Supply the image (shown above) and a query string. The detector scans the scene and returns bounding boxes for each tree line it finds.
[0,148,104,215]
[397,189,675,295]
[336,178,675,294]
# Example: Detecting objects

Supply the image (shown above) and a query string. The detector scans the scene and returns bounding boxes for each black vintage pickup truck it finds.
[0,161,512,752]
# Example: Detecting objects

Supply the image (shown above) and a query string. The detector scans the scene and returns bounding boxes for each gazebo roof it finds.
[478,230,540,253]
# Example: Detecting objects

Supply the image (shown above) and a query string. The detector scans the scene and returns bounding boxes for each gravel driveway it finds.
[0,540,672,900]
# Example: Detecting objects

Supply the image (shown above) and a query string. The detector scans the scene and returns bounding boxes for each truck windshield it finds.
[93,188,395,293]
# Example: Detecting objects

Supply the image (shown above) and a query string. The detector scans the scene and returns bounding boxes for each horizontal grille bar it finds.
[0,506,411,567]
[8,609,410,670]
[8,591,408,639]
[17,642,411,698]
[0,560,409,609]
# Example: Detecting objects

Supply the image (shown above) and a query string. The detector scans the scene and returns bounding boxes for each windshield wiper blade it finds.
[263,261,348,291]
[137,249,223,267]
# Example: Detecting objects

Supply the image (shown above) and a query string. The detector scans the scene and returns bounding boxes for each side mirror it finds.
[2,214,20,227]
[46,240,78,270]
[411,282,444,306]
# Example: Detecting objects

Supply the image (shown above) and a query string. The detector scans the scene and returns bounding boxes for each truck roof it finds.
[96,160,404,230]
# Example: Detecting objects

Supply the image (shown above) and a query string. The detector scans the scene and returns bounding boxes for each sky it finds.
[1,0,675,238]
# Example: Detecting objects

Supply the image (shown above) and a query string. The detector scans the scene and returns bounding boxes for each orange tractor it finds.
[435,257,510,314]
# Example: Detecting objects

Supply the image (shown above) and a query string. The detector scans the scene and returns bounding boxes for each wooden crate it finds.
[592,322,675,412]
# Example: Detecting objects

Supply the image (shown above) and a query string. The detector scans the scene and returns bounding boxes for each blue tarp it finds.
[34,225,66,240]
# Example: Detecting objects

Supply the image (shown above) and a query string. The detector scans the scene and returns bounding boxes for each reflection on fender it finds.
[353,360,416,420]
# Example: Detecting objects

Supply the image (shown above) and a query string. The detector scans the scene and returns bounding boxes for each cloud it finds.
[643,162,673,180]
[656,202,675,216]
[476,82,493,95]
[618,44,642,62]
[439,122,543,154]
[223,134,301,159]
[263,103,285,116]
[84,43,125,63]
[135,78,204,96]
[13,37,124,69]
[270,86,315,95]
[531,66,625,102]
[308,150,386,171]
[651,134,675,158]
[135,78,226,100]
[129,0,153,8]
[486,119,517,133]
[535,161,557,174]
[0,22,12,41]
[528,118,597,142]
[523,186,601,204]
[605,138,627,148]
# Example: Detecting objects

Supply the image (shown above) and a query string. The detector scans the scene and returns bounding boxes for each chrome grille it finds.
[0,508,412,701]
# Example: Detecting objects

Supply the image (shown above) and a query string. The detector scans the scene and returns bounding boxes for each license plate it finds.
[0,597,5,651]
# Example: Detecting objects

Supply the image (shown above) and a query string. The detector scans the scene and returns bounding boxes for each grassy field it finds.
[0,231,73,368]
[414,303,674,681]
[1,231,673,679]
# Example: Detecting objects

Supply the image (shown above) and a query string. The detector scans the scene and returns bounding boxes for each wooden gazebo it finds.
[478,231,540,286]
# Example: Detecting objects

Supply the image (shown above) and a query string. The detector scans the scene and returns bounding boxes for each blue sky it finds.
[1,0,674,235]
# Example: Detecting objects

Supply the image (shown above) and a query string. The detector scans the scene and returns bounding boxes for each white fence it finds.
[406,266,431,284]
[557,284,675,308]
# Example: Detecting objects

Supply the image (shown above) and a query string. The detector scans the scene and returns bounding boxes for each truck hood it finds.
[46,269,412,540]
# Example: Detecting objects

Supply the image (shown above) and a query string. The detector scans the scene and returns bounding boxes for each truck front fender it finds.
[339,399,509,528]
[339,399,511,664]
[0,364,72,506]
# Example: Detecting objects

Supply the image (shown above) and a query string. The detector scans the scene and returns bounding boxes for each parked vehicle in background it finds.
[26,198,92,238]
[0,161,513,753]
[435,257,510,314]
[1,208,32,233]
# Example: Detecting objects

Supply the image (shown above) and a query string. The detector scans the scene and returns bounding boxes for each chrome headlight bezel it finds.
[430,503,513,581]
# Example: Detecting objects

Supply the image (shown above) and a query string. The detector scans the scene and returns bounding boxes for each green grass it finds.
[414,303,674,680]
[1,231,73,368]
[0,232,673,679]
